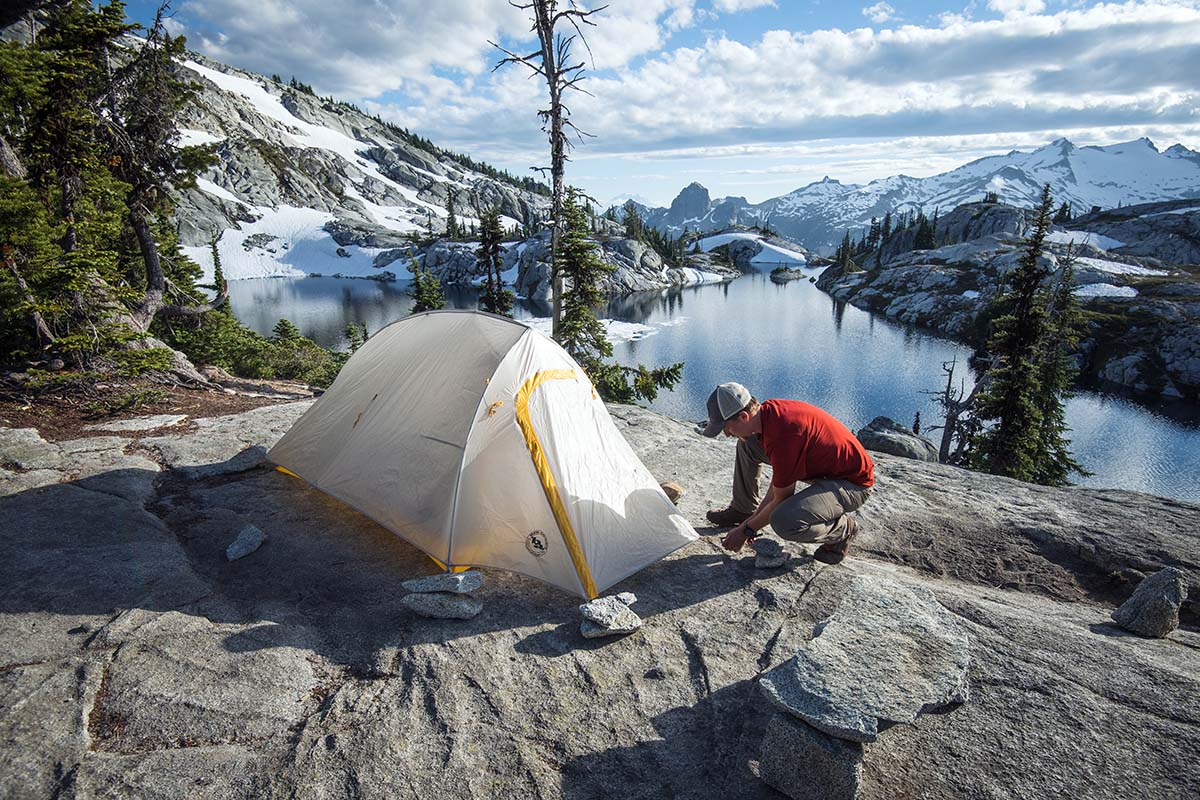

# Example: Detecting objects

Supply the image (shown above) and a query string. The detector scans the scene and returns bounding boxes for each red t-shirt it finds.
[759,399,875,488]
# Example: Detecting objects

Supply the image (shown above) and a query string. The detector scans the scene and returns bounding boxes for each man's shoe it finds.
[706,506,752,527]
[813,515,858,565]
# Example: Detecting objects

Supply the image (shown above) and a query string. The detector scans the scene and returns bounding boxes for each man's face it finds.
[723,411,751,440]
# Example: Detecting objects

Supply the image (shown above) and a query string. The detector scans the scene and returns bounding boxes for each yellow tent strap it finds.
[515,369,598,600]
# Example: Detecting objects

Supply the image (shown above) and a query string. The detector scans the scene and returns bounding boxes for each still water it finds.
[227,273,1200,502]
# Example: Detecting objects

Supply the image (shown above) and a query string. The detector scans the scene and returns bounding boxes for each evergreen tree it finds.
[476,207,513,317]
[556,189,681,403]
[621,200,643,241]
[969,184,1083,484]
[881,211,893,242]
[1053,201,1072,225]
[914,213,935,250]
[445,193,457,239]
[344,321,367,353]
[408,259,445,313]
[272,318,302,341]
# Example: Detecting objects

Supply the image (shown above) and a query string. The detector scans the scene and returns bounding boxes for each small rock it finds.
[336,247,351,258]
[1111,567,1187,638]
[226,524,266,561]
[400,591,483,620]
[855,416,939,462]
[615,592,637,607]
[759,713,863,800]
[401,570,483,595]
[579,596,643,638]
[753,537,791,568]
[644,666,668,680]
[660,481,685,504]
[48,359,65,371]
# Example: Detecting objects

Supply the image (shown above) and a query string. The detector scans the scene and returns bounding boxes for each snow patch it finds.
[521,318,657,343]
[1074,283,1138,298]
[1075,256,1167,277]
[179,128,224,147]
[195,178,248,207]
[961,290,981,299]
[1045,230,1126,250]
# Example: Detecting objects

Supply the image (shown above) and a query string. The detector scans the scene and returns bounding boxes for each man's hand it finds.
[721,523,757,552]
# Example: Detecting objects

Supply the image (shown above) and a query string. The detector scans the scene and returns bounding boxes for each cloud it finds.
[987,0,1046,15]
[710,0,776,11]
[862,3,896,24]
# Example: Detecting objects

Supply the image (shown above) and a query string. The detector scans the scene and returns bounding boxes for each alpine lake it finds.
[226,267,1200,503]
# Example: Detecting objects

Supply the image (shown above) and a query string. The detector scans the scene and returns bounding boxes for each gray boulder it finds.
[855,417,940,462]
[225,524,266,561]
[399,591,484,620]
[760,714,864,800]
[402,570,483,595]
[759,576,970,742]
[579,595,643,638]
[1111,567,1187,637]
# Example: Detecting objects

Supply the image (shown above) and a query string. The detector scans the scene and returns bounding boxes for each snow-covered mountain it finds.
[637,138,1200,255]
[171,54,550,282]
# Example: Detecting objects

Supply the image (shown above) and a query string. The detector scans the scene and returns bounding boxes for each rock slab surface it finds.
[401,570,483,595]
[1111,567,1188,637]
[760,713,864,800]
[760,575,970,742]
[225,524,266,561]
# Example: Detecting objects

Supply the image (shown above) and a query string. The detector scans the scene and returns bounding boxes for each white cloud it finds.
[862,2,896,24]
[711,0,777,12]
[987,0,1046,15]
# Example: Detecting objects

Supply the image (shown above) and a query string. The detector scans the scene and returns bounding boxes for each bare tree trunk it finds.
[0,133,26,179]
[3,247,55,348]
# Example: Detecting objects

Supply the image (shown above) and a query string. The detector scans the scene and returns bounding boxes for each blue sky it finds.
[126,0,1200,207]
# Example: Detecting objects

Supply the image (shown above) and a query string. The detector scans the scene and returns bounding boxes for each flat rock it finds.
[760,713,863,800]
[660,481,684,504]
[401,570,483,594]
[399,591,484,619]
[759,575,970,742]
[226,524,266,561]
[1111,567,1187,637]
[752,537,791,568]
[579,595,643,637]
[83,414,188,432]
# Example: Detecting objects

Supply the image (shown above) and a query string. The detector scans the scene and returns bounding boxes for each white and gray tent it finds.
[268,310,697,599]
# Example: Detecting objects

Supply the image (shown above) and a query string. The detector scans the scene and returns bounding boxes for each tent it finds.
[268,310,697,599]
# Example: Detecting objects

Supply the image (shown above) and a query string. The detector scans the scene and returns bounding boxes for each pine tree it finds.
[408,259,445,313]
[445,193,457,239]
[881,211,893,242]
[476,207,513,317]
[1053,201,1072,225]
[622,200,643,241]
[556,189,681,403]
[969,184,1083,484]
[272,318,302,341]
[914,213,935,250]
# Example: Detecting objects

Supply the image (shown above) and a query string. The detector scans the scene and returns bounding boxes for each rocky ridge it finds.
[815,202,1200,400]
[1,400,1198,799]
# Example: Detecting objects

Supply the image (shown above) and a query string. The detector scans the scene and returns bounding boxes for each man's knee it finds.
[770,506,825,543]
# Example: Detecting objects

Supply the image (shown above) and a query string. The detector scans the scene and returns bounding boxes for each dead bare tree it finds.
[491,0,606,338]
[924,356,992,463]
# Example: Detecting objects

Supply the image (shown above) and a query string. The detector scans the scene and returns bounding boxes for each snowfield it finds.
[695,233,808,266]
[1074,256,1168,277]
[1074,283,1138,298]
[1044,230,1127,250]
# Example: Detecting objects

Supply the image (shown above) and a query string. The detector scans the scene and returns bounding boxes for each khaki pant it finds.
[731,435,872,544]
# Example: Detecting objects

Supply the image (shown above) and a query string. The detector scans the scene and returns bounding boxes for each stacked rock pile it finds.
[751,537,790,569]
[399,570,484,620]
[757,576,971,800]
[579,592,642,638]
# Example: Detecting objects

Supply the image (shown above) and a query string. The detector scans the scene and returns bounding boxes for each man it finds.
[701,382,874,564]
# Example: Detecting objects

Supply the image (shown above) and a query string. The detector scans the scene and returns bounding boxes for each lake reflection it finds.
[227,273,1200,502]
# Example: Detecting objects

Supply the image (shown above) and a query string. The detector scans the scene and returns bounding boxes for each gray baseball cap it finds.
[702,382,752,437]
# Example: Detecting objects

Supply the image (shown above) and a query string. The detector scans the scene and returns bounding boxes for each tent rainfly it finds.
[268,310,698,599]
